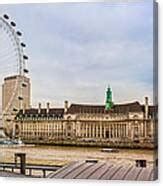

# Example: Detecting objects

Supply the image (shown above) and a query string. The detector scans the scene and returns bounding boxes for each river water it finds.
[0,145,155,167]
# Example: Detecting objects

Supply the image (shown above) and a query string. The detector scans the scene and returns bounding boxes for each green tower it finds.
[105,85,113,111]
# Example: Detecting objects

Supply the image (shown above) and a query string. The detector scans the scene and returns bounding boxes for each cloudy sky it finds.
[0,1,154,108]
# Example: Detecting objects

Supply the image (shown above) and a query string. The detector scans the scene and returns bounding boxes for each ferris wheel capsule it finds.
[6,119,12,122]
[16,31,22,36]
[13,108,18,112]
[23,55,28,60]
[1,14,30,138]
[18,96,23,100]
[10,21,16,27]
[24,69,29,73]
[21,42,26,47]
[22,83,27,87]
[3,14,9,19]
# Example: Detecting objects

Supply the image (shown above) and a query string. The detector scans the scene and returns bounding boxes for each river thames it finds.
[0,145,155,167]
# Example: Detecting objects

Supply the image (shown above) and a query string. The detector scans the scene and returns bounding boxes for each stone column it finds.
[81,124,83,138]
[109,125,111,139]
[93,125,95,138]
[119,123,122,138]
[124,124,126,138]
[85,123,88,138]
[47,123,49,139]
[96,125,98,138]
[56,123,59,139]
[138,123,141,139]
[89,124,91,138]
[104,124,106,139]
[115,124,117,139]
[79,123,82,138]
[141,122,144,137]
[125,124,127,137]
[130,122,134,141]
[122,124,124,138]
[124,124,126,137]
[50,123,53,138]
[144,121,147,138]
[114,124,116,139]
[62,122,65,137]
[150,121,153,139]
[126,123,128,138]
[100,123,103,139]
[116,124,118,139]
[128,122,132,140]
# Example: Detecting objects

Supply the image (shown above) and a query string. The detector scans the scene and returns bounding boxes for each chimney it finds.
[38,103,41,114]
[64,100,68,113]
[47,102,50,114]
[145,97,149,119]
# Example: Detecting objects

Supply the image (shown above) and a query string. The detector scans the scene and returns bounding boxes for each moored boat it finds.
[0,138,23,145]
[101,148,119,153]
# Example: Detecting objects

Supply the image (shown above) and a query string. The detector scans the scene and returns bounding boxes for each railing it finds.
[0,162,62,178]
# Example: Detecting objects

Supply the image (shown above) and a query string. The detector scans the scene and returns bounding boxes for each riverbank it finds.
[22,139,157,149]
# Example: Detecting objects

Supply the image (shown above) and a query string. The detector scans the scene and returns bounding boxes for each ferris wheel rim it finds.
[0,14,29,130]
[0,16,22,116]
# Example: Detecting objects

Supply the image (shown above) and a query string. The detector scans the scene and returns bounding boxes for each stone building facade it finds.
[14,97,157,148]
[2,75,31,112]
[2,75,31,137]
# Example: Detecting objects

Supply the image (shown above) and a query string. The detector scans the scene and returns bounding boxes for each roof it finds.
[67,102,143,114]
[16,108,64,118]
[16,102,156,118]
[47,161,156,181]
[4,75,18,81]
[4,75,30,81]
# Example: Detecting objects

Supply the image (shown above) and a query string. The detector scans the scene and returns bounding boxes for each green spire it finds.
[105,85,113,110]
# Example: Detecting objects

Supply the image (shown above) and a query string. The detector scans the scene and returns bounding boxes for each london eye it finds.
[0,14,29,138]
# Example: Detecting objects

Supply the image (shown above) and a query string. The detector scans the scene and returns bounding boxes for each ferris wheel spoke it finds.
[0,48,18,55]
[0,65,17,69]
[0,56,18,65]
[0,14,29,138]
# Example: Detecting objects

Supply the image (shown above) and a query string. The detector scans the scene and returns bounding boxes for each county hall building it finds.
[14,87,157,148]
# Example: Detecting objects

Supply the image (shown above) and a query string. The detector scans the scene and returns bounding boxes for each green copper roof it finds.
[105,85,113,110]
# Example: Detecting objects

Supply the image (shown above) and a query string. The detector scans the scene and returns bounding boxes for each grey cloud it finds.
[0,2,154,108]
